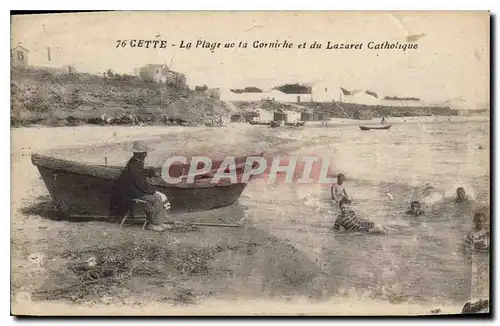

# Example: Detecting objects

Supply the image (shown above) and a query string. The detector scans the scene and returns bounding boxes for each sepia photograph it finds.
[10,10,490,316]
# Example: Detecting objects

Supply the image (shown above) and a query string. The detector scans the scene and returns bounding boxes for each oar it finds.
[67,215,243,228]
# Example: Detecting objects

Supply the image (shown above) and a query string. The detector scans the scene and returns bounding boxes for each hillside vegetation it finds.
[11,67,460,127]
[11,67,230,127]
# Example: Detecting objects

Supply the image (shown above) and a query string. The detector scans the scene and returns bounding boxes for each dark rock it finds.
[461,299,489,314]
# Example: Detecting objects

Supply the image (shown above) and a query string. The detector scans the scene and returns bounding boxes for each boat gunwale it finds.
[31,154,259,189]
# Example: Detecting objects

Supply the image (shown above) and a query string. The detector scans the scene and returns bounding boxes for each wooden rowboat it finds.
[31,153,263,217]
[359,124,392,131]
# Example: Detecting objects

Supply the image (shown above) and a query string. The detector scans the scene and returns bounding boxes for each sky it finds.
[11,11,490,108]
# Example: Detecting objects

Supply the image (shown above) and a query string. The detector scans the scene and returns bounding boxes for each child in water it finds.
[333,198,386,234]
[456,187,470,203]
[406,201,425,216]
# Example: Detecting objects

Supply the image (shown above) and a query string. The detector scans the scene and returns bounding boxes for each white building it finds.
[311,84,341,102]
[252,107,274,122]
[219,89,265,102]
[219,88,313,103]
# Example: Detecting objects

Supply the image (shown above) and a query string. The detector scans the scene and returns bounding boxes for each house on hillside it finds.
[11,46,29,68]
[271,84,312,103]
[311,84,342,102]
[218,85,314,103]
[219,88,266,102]
[135,64,187,87]
[250,107,274,122]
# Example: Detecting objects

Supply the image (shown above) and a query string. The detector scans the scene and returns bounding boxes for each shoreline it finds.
[11,115,490,131]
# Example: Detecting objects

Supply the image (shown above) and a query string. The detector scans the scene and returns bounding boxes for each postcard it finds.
[11,11,490,316]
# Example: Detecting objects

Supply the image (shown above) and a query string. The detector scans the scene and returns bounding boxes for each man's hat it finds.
[128,141,154,153]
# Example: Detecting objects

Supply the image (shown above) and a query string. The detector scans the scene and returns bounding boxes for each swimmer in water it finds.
[406,201,425,216]
[332,198,386,234]
[455,187,470,203]
[464,212,489,254]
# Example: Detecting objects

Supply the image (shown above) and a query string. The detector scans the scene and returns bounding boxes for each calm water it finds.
[240,121,490,304]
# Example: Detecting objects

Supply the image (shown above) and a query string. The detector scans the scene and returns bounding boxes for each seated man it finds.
[456,187,470,203]
[406,201,425,216]
[333,198,385,233]
[110,141,172,232]
[331,173,349,205]
[464,212,490,254]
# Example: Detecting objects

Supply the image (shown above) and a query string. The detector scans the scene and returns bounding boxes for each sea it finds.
[239,119,490,306]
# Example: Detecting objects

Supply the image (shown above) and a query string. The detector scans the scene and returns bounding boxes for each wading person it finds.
[464,212,489,254]
[110,141,173,232]
[331,173,349,205]
[406,201,425,216]
[463,212,490,299]
[333,198,386,233]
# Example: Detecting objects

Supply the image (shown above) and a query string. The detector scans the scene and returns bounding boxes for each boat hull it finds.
[249,121,271,126]
[359,124,392,131]
[284,121,306,127]
[32,154,255,217]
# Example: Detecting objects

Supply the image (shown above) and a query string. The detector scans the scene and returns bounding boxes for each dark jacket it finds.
[109,157,155,215]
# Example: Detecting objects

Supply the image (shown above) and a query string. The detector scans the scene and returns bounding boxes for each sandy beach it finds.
[11,120,487,315]
[11,124,332,315]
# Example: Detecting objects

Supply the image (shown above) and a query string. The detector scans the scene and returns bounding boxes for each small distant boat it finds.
[270,121,282,128]
[249,121,271,126]
[359,124,392,131]
[284,121,306,127]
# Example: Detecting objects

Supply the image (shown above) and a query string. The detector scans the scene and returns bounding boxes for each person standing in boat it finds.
[110,141,173,232]
[381,117,387,125]
[331,173,349,205]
